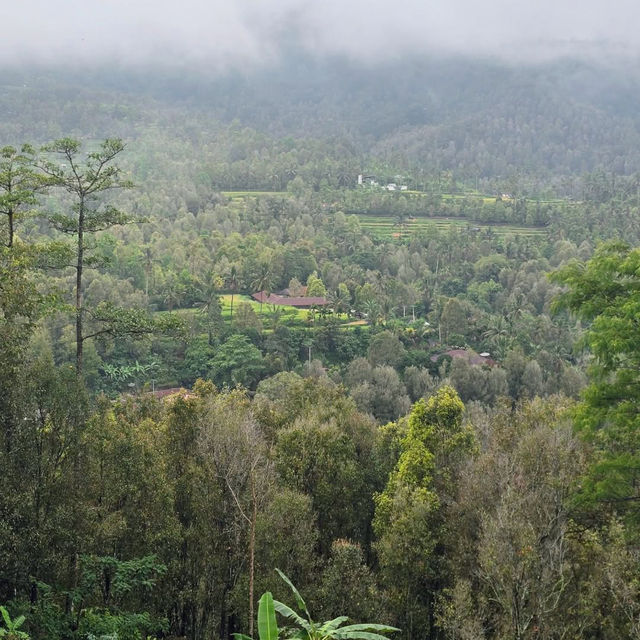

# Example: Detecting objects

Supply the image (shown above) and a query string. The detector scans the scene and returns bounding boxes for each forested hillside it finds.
[3,56,640,639]
[5,56,640,181]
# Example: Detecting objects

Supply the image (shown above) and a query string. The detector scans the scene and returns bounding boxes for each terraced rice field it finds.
[222,191,289,199]
[357,215,548,240]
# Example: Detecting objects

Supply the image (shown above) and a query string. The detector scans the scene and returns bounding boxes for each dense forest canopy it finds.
[3,52,640,640]
[5,56,640,182]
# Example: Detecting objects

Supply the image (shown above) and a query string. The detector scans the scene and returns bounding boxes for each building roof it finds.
[252,291,328,307]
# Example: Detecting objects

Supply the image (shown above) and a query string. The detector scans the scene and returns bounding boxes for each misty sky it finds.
[1,0,639,70]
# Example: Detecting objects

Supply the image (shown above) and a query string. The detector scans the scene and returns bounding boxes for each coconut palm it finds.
[328,285,351,317]
[251,262,274,314]
[227,264,241,322]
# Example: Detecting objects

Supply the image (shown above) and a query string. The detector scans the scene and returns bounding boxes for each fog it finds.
[1,0,639,71]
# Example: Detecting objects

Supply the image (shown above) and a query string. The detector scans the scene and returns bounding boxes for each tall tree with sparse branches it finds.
[40,138,134,375]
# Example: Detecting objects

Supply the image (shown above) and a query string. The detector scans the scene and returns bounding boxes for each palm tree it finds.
[227,264,241,322]
[379,297,397,325]
[143,245,156,303]
[328,286,351,317]
[482,316,512,359]
[250,262,273,314]
[196,271,223,344]
[362,298,381,326]
[269,307,283,331]
[161,272,185,312]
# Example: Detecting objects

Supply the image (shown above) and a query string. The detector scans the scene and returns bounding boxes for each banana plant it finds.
[0,606,29,638]
[239,569,399,640]
[238,570,398,640]
[234,591,280,640]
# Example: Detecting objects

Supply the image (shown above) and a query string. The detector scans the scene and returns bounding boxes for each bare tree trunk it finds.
[248,472,257,637]
[76,198,84,375]
[8,207,13,247]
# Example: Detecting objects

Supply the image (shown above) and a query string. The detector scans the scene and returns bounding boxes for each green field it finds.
[158,294,359,330]
[220,189,549,240]
[219,294,309,323]
[356,215,548,240]
[222,191,289,199]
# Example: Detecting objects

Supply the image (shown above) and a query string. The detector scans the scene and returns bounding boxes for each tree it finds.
[306,271,327,298]
[40,139,134,375]
[251,261,274,314]
[403,367,435,402]
[0,144,48,248]
[161,270,186,312]
[0,246,42,455]
[287,277,305,297]
[228,264,241,322]
[329,284,351,316]
[367,331,406,368]
[276,419,369,553]
[234,302,264,333]
[253,489,319,603]
[350,366,411,424]
[317,540,383,623]
[373,387,475,640]
[198,390,273,637]
[551,241,640,517]
[196,271,224,345]
[210,334,265,388]
[438,398,588,640]
[439,298,466,343]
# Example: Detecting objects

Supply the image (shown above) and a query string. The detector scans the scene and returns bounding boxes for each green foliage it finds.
[305,272,326,298]
[210,333,265,388]
[0,606,28,639]
[373,387,475,639]
[74,555,167,606]
[271,569,398,640]
[317,540,382,623]
[436,397,591,639]
[0,144,49,248]
[258,592,279,640]
[551,241,640,517]
[8,63,640,640]
[367,331,406,368]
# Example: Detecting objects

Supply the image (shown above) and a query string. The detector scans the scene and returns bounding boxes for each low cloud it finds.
[1,0,639,70]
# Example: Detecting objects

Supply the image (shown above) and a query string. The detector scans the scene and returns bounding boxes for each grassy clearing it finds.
[219,294,309,323]
[157,294,363,331]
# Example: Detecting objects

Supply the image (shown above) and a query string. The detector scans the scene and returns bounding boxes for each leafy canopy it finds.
[551,241,640,510]
[235,570,398,640]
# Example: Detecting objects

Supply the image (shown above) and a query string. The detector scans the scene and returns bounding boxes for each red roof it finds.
[252,291,328,307]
